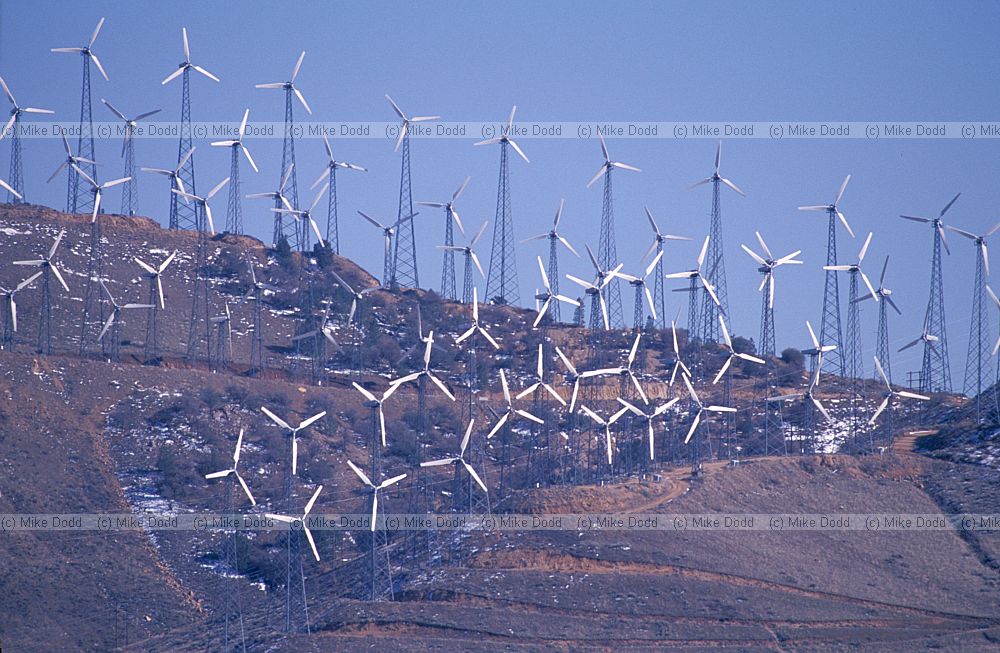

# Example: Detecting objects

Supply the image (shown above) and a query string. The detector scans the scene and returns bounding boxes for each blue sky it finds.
[2,1,1000,388]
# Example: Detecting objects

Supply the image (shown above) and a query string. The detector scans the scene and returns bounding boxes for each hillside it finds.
[1,205,997,651]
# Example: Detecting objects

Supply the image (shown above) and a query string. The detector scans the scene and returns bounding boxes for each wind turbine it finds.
[205,428,256,506]
[0,177,20,201]
[713,315,765,384]
[666,235,720,340]
[357,210,418,286]
[211,108,258,235]
[522,199,580,322]
[949,220,1000,417]
[418,177,471,301]
[688,141,745,342]
[802,319,837,378]
[741,232,802,357]
[52,16,107,215]
[209,303,234,368]
[101,99,159,215]
[554,346,585,412]
[579,403,632,466]
[13,230,70,354]
[71,164,130,222]
[141,146,194,230]
[421,417,488,495]
[330,269,381,329]
[271,184,326,252]
[565,244,623,330]
[260,407,326,476]
[98,279,153,361]
[477,105,528,305]
[0,271,42,349]
[161,27,219,230]
[247,162,294,246]
[681,373,737,445]
[516,344,567,405]
[353,381,403,448]
[641,207,690,329]
[134,251,177,363]
[174,177,230,234]
[47,134,96,211]
[824,230,877,428]
[243,255,280,374]
[617,250,662,330]
[347,460,406,533]
[385,94,439,288]
[267,485,323,562]
[800,175,855,376]
[0,75,54,202]
[486,369,544,439]
[617,397,680,461]
[439,220,489,304]
[870,356,929,425]
[856,255,901,383]
[594,331,651,404]
[767,354,832,453]
[455,288,500,350]
[668,320,691,386]
[311,133,366,253]
[391,330,457,402]
[587,134,640,329]
[532,256,579,327]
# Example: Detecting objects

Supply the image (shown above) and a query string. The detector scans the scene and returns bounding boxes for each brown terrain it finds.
[1,205,998,651]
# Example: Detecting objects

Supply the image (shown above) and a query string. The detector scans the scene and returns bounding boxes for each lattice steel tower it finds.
[954,225,999,422]
[588,134,640,327]
[418,177,470,301]
[479,106,528,305]
[52,17,109,214]
[690,142,744,342]
[899,194,960,393]
[315,133,366,255]
[799,175,855,377]
[258,52,313,243]
[161,28,220,229]
[0,76,54,203]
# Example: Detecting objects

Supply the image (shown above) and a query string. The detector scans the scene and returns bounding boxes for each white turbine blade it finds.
[46,161,69,184]
[303,526,320,562]
[267,513,295,524]
[940,192,961,217]
[294,88,312,115]
[835,174,851,206]
[703,279,721,306]
[470,252,486,279]
[806,320,819,349]
[629,332,642,364]
[460,418,475,455]
[205,470,232,479]
[291,436,299,475]
[347,459,373,487]
[741,244,767,267]
[515,409,544,425]
[688,177,712,190]
[161,67,184,85]
[581,367,623,378]
[644,250,664,278]
[422,457,458,468]
[480,326,500,350]
[455,326,476,344]
[298,411,326,431]
[736,352,765,364]
[712,356,733,385]
[707,405,737,413]
[51,47,85,54]
[261,406,291,431]
[156,277,165,310]
[234,472,255,506]
[533,299,550,328]
[90,54,109,82]
[869,395,890,425]
[508,139,529,163]
[605,426,614,465]
[254,82,284,89]
[102,99,127,122]
[570,380,581,413]
[812,397,832,422]
[837,211,855,238]
[565,274,595,290]
[192,65,219,82]
[684,411,701,444]
[579,404,604,425]
[720,177,745,196]
[241,144,258,173]
[897,390,930,401]
[97,312,115,342]
[51,266,70,293]
[499,369,511,404]
[898,337,921,352]
[429,373,455,401]
[290,50,306,81]
[643,286,656,319]
[697,235,710,268]
[204,203,215,234]
[776,250,803,265]
[370,493,379,532]
[486,412,509,439]
[612,161,641,173]
[858,231,873,262]
[464,461,488,494]
[860,271,879,303]
[101,176,131,189]
[682,372,699,405]
[586,165,608,189]
[630,373,649,405]
[899,214,931,224]
[0,177,21,199]
[536,256,551,291]
[541,383,566,406]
